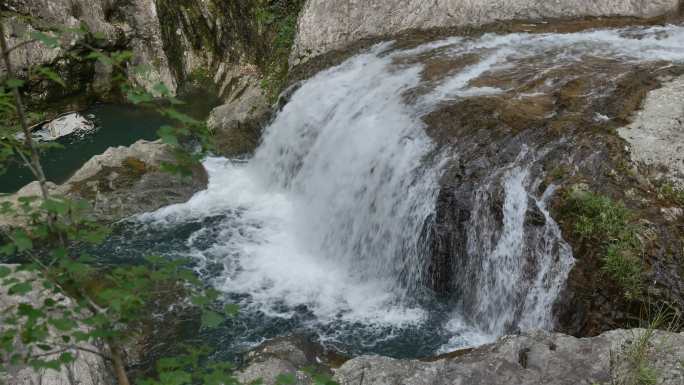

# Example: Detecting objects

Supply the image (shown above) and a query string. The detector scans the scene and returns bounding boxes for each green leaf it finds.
[276,373,296,385]
[49,318,77,332]
[224,304,239,317]
[8,282,32,295]
[153,82,171,97]
[30,31,60,48]
[0,265,12,278]
[6,78,24,89]
[43,199,68,215]
[59,352,75,364]
[201,310,223,329]
[157,125,179,146]
[12,229,33,252]
[126,89,153,105]
[0,243,15,256]
[36,67,66,87]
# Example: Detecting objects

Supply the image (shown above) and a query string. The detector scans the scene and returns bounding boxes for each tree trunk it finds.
[109,342,131,385]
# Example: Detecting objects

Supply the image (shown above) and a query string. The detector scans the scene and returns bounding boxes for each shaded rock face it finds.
[293,0,681,62]
[333,329,684,385]
[207,75,272,157]
[0,140,208,225]
[0,265,112,385]
[1,0,176,101]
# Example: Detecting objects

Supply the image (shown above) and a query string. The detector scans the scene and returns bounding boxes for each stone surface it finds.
[238,335,342,385]
[2,0,176,98]
[334,329,684,385]
[63,140,208,222]
[293,0,681,62]
[0,265,112,385]
[207,76,272,156]
[0,140,208,225]
[618,75,684,188]
[15,113,96,142]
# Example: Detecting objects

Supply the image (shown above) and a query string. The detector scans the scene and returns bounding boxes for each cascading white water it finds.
[138,24,684,353]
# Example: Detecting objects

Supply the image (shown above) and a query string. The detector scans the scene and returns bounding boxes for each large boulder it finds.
[292,0,681,63]
[238,335,343,385]
[334,329,684,385]
[207,76,272,157]
[0,140,208,225]
[2,0,176,98]
[618,75,684,189]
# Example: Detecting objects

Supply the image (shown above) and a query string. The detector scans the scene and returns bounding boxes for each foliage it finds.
[253,0,305,101]
[0,23,232,385]
[622,304,682,385]
[0,16,340,385]
[561,189,644,299]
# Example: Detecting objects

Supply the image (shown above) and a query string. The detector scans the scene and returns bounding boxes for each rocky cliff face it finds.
[1,0,176,102]
[292,0,682,63]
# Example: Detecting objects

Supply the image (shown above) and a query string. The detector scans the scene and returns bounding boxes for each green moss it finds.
[69,157,150,200]
[561,189,644,299]
[253,0,306,101]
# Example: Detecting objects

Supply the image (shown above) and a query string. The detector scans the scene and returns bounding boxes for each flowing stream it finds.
[103,24,684,357]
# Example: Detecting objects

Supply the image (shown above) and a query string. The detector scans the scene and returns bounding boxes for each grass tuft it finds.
[561,189,644,299]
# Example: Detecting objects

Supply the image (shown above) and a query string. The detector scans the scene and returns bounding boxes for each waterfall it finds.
[136,24,684,354]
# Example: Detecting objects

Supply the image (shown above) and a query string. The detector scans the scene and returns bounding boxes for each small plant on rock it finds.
[561,189,644,299]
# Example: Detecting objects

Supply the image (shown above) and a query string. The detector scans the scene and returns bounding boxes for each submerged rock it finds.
[333,329,684,385]
[293,0,681,62]
[15,113,96,142]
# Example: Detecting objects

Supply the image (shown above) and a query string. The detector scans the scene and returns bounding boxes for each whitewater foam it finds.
[137,23,684,353]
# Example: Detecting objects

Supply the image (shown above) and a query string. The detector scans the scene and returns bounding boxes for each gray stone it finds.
[0,140,208,225]
[2,0,176,96]
[16,113,96,142]
[238,335,341,385]
[333,329,684,385]
[293,0,681,63]
[618,75,684,189]
[207,76,272,157]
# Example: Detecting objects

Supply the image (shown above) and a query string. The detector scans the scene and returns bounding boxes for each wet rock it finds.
[64,140,208,222]
[15,113,96,142]
[208,77,272,157]
[334,329,684,385]
[293,0,681,63]
[0,265,112,385]
[618,75,684,188]
[238,335,340,385]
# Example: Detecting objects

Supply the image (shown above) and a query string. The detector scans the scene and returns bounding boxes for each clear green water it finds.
[0,104,167,194]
